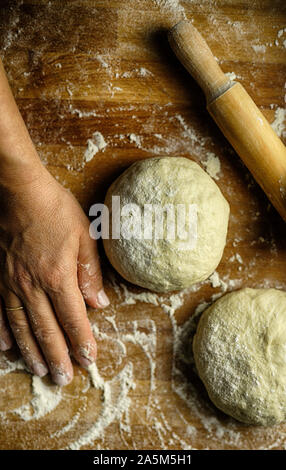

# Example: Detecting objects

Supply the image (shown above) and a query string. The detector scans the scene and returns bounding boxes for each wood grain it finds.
[0,0,285,450]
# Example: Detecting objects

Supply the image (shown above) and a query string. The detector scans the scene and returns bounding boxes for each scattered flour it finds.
[121,284,160,306]
[229,253,243,264]
[95,54,109,69]
[50,404,87,439]
[276,28,286,48]
[119,282,187,316]
[84,131,107,163]
[87,362,106,390]
[151,0,186,19]
[225,71,238,81]
[209,271,222,289]
[277,28,286,39]
[271,107,286,139]
[0,358,62,422]
[0,356,26,376]
[252,44,267,54]
[129,133,142,147]
[69,363,134,450]
[69,105,98,119]
[201,152,221,180]
[209,271,227,292]
[122,67,153,78]
[173,114,205,146]
[14,376,62,422]
[138,67,152,77]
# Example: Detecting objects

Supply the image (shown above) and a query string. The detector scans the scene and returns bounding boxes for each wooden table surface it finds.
[0,0,286,450]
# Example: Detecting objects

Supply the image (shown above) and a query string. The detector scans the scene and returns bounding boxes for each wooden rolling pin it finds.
[168,20,286,222]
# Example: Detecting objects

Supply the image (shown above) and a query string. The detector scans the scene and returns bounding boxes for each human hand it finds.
[0,165,109,385]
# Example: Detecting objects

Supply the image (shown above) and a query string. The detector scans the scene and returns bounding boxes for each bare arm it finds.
[0,58,109,385]
[0,59,44,185]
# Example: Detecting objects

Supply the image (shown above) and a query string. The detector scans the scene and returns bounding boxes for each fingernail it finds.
[33,363,49,378]
[0,339,11,351]
[80,356,94,367]
[78,342,97,367]
[96,289,110,308]
[53,372,72,387]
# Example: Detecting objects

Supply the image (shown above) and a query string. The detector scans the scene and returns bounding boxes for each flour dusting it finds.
[201,152,221,180]
[69,363,134,450]
[14,376,62,422]
[225,72,238,81]
[252,44,267,54]
[152,0,186,20]
[271,107,286,138]
[84,131,107,163]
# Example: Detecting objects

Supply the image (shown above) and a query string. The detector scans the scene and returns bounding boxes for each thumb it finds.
[78,233,110,309]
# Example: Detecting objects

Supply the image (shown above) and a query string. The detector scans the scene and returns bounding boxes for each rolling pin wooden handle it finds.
[168,19,286,223]
[168,20,233,102]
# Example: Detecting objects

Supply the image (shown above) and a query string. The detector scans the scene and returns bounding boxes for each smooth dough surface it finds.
[103,157,229,292]
[193,288,286,425]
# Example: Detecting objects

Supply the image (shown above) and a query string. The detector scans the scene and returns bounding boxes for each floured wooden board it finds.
[0,0,286,450]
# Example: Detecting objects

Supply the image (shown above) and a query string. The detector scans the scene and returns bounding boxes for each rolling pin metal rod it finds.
[168,20,286,222]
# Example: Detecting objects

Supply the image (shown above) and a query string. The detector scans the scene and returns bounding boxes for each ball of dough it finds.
[103,157,229,292]
[193,288,286,426]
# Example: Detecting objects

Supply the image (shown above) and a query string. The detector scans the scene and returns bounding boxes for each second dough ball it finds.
[193,288,286,425]
[103,157,229,292]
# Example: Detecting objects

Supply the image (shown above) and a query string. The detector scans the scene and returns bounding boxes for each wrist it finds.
[0,155,49,191]
[0,59,48,191]
[0,159,59,235]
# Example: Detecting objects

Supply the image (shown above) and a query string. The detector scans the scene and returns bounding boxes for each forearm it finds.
[0,58,44,188]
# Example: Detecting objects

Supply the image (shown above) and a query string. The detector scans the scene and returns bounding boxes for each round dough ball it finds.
[193,288,286,426]
[103,157,229,292]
